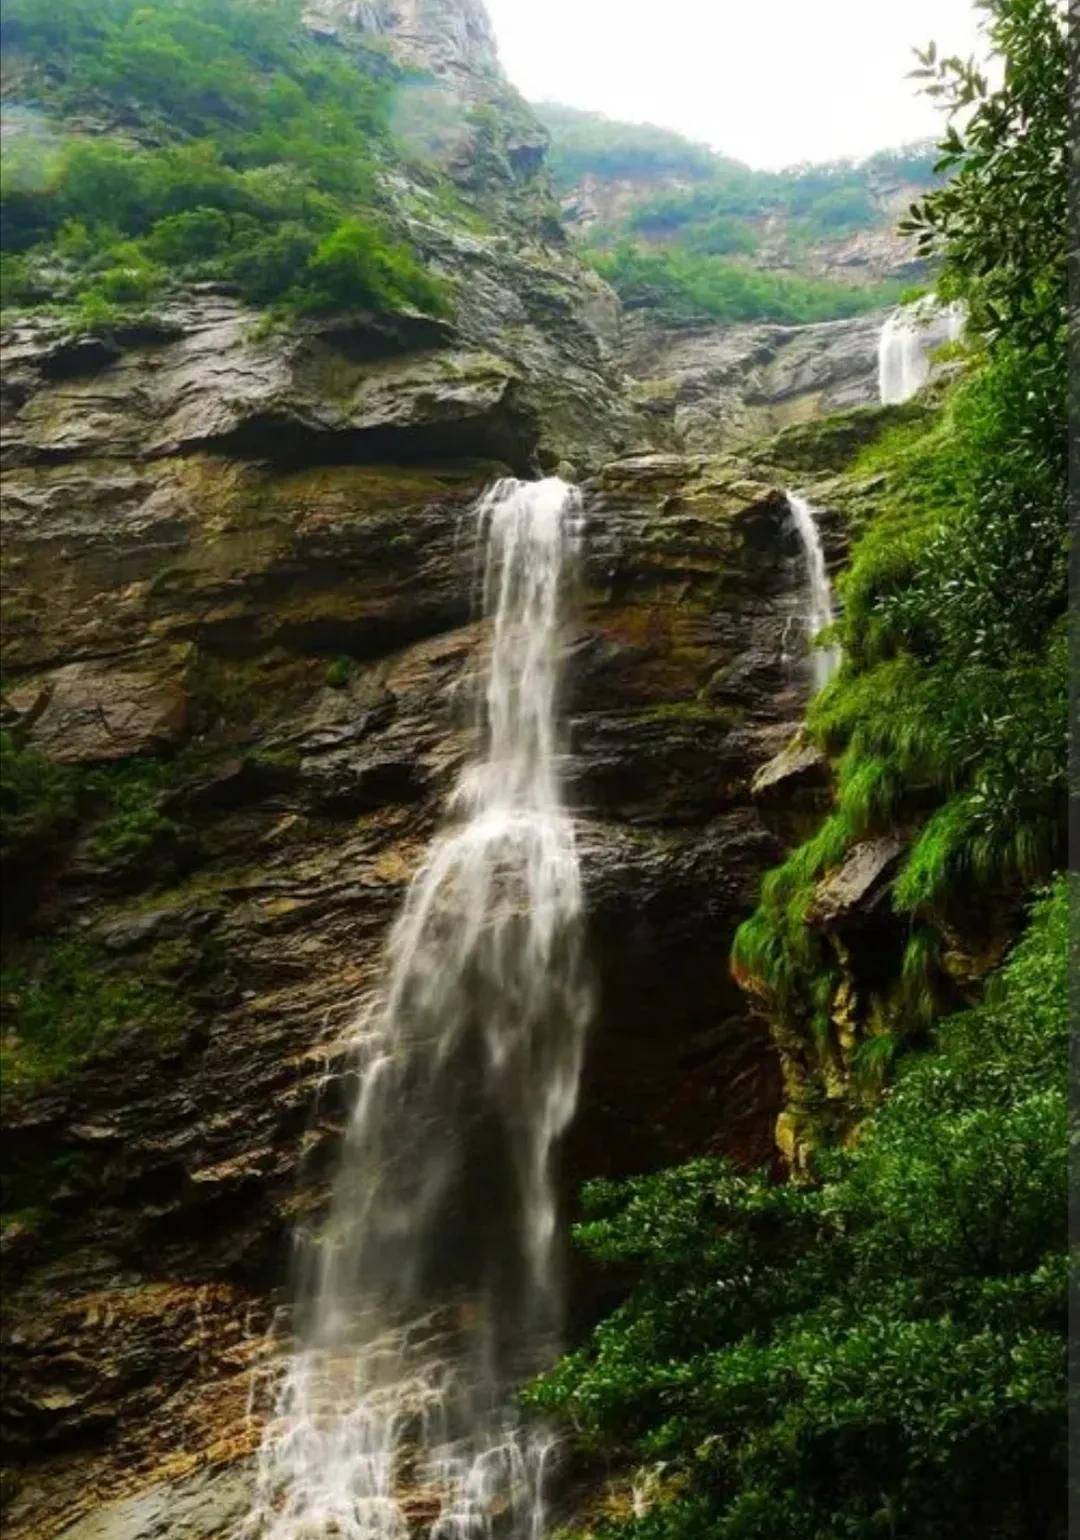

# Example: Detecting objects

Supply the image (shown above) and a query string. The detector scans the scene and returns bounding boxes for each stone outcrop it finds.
[619,309,887,452]
[4,667,189,764]
[807,835,905,926]
[1,272,628,480]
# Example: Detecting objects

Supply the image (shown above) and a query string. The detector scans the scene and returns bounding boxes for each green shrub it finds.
[794,182,877,236]
[71,289,123,334]
[86,244,166,303]
[227,220,321,305]
[0,251,47,309]
[144,206,233,264]
[83,757,182,864]
[682,215,758,257]
[0,0,448,321]
[531,883,1068,1540]
[0,730,76,876]
[299,216,449,316]
[324,655,353,689]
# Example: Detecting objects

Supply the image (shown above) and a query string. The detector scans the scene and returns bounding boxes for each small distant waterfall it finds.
[248,478,590,1539]
[878,298,965,405]
[786,491,840,691]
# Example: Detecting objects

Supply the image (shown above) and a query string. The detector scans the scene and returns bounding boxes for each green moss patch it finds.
[1,939,192,1089]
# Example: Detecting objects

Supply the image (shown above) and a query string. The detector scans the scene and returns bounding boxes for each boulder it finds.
[751,733,830,800]
[807,835,905,926]
[8,665,189,764]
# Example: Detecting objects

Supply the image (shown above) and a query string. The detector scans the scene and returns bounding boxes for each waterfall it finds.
[786,491,840,691]
[247,478,591,1540]
[878,298,965,405]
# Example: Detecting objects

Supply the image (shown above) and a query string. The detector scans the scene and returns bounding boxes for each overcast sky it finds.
[483,0,988,169]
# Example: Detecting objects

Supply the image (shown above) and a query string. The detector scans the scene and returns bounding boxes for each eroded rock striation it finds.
[0,311,839,1537]
[619,308,888,452]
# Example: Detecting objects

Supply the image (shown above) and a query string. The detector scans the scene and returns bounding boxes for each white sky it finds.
[483,0,988,169]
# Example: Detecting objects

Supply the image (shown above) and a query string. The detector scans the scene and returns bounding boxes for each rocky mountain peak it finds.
[305,0,501,77]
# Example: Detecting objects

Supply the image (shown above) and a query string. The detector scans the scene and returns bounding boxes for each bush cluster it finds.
[586,241,905,325]
[529,882,1067,1540]
[0,0,449,321]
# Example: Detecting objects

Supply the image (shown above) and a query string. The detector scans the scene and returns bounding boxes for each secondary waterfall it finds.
[787,491,840,691]
[248,478,591,1540]
[878,299,964,405]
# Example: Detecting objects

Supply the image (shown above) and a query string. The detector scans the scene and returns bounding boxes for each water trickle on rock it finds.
[786,491,840,692]
[247,478,590,1540]
[878,299,965,405]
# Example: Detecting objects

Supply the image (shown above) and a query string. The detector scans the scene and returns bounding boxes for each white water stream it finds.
[247,478,590,1540]
[878,298,965,405]
[786,491,840,691]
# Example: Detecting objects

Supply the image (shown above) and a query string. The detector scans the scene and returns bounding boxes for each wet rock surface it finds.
[0,426,820,1533]
[619,309,887,452]
[0,3,878,1530]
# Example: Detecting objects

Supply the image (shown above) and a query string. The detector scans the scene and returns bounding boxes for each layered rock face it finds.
[1,305,832,1532]
[620,309,887,452]
[0,2,883,1533]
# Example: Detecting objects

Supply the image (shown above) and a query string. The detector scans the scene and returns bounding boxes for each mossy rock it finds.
[749,400,937,475]
[0,937,194,1091]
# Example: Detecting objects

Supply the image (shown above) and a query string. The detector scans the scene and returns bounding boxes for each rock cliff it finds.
[619,308,887,451]
[0,1,900,1534]
[1,397,825,1532]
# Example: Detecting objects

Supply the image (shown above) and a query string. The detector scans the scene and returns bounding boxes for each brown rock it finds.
[807,835,905,926]
[751,732,830,800]
[8,665,189,764]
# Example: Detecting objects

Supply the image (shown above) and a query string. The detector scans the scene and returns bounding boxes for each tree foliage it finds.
[530,884,1067,1539]
[0,0,449,319]
[540,5,1068,1534]
[901,0,1068,351]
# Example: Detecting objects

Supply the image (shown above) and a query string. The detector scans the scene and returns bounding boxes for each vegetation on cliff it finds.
[732,0,1067,1107]
[535,100,935,321]
[538,2,1068,1534]
[0,0,450,322]
[530,880,1067,1540]
[536,101,938,232]
[585,241,905,325]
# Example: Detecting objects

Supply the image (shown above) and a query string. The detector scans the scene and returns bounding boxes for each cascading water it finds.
[878,298,965,405]
[786,491,840,691]
[247,478,591,1540]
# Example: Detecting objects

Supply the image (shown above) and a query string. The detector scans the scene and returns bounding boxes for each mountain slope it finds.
[535,102,938,311]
